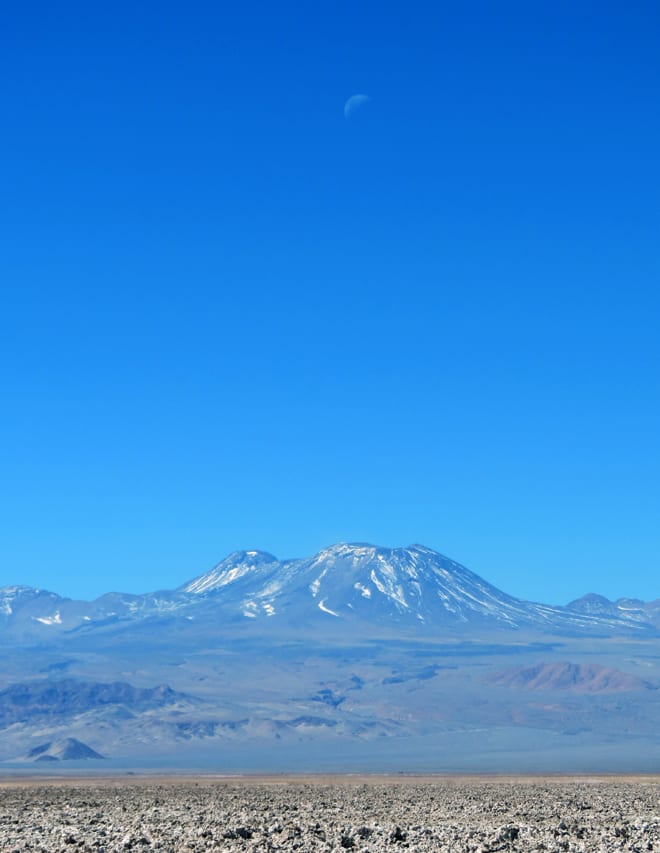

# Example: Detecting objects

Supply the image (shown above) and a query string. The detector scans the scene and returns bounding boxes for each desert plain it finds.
[0,775,658,852]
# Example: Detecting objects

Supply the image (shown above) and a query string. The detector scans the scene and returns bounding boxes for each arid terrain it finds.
[3,547,660,772]
[0,775,658,852]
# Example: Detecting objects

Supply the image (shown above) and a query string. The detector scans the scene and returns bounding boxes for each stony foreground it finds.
[0,776,658,852]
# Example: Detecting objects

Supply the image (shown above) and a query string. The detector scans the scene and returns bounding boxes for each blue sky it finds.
[1,1,659,604]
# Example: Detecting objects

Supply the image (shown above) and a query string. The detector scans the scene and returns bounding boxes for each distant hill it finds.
[485,661,655,693]
[26,738,105,761]
[567,593,660,628]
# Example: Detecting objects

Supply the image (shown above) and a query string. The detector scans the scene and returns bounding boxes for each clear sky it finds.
[1,2,659,605]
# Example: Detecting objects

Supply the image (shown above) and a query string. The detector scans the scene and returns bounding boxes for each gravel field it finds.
[0,776,658,852]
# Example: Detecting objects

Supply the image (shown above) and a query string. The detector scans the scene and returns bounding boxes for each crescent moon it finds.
[344,94,370,119]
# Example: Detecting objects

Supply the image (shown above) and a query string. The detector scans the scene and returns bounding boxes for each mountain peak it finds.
[567,593,618,615]
[311,542,444,562]
[181,549,279,594]
[312,542,378,559]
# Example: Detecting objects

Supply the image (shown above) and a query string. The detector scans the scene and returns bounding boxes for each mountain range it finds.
[1,543,658,772]
[2,543,659,638]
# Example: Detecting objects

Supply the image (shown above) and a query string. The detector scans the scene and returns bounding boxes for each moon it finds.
[344,93,370,119]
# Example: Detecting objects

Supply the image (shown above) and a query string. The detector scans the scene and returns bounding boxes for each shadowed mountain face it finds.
[0,544,658,771]
[0,679,191,725]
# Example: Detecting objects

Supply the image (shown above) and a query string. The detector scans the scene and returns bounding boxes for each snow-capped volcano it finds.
[1,543,656,637]
[292,542,531,624]
[177,542,650,633]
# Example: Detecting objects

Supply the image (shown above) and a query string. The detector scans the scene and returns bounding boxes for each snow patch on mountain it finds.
[34,611,62,626]
[318,599,339,617]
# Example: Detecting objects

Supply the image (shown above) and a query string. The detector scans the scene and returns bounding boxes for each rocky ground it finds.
[0,776,658,852]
